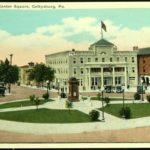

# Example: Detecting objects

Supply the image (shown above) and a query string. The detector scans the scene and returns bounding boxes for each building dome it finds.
[91,38,114,47]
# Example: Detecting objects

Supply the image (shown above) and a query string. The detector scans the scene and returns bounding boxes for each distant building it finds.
[137,47,150,86]
[45,38,138,92]
[19,62,35,86]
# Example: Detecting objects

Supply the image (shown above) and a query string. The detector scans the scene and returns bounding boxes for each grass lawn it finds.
[99,103,150,119]
[0,108,91,123]
[0,99,53,109]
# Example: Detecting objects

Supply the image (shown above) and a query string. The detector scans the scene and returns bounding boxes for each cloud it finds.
[0,17,150,65]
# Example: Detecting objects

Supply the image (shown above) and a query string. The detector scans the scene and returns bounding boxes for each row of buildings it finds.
[19,38,150,92]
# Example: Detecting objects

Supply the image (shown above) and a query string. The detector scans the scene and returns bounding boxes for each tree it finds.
[28,63,55,87]
[146,77,149,86]
[104,97,110,106]
[0,58,19,93]
[134,92,141,100]
[34,97,40,111]
[89,110,100,121]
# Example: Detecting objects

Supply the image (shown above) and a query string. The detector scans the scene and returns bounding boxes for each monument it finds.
[68,77,79,102]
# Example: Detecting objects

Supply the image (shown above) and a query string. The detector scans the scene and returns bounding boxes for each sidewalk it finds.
[0,98,150,135]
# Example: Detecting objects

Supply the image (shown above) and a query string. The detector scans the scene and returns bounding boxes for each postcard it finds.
[0,1,150,148]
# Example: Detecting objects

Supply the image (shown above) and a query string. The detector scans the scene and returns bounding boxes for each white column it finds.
[88,68,91,90]
[85,68,88,91]
[101,67,104,88]
[112,67,115,86]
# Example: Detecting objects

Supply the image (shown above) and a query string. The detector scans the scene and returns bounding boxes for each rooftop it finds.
[138,47,150,55]
[91,38,114,47]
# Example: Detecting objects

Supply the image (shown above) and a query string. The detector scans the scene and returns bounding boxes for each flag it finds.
[101,21,106,32]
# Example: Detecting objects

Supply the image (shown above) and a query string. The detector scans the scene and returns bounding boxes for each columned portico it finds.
[46,38,138,92]
[88,68,91,90]
[112,66,115,87]
[85,62,128,91]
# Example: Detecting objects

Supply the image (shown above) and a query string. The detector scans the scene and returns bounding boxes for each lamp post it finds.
[46,80,49,95]
[58,79,60,94]
[9,54,13,65]
[141,79,144,101]
[8,54,13,93]
[101,88,105,121]
[122,86,125,118]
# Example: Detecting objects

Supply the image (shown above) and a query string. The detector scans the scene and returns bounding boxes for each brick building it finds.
[138,47,150,86]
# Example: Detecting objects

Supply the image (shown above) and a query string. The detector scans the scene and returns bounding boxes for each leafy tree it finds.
[104,97,110,106]
[0,58,19,93]
[29,94,36,104]
[120,107,131,119]
[28,63,55,87]
[42,92,49,100]
[147,95,150,103]
[89,110,100,121]
[134,92,141,100]
[97,93,101,100]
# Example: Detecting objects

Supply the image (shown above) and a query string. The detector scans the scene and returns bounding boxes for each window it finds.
[80,68,84,74]
[95,58,98,62]
[125,57,127,62]
[115,77,121,85]
[102,58,105,62]
[73,58,76,64]
[143,66,145,73]
[132,67,135,73]
[110,57,113,62]
[117,57,119,62]
[132,57,134,63]
[80,57,83,63]
[73,68,77,75]
[88,58,91,62]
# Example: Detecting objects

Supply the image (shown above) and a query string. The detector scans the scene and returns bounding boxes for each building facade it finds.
[45,38,138,92]
[19,62,35,86]
[137,47,150,86]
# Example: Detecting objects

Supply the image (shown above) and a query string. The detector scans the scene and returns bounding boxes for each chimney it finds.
[133,46,138,50]
[28,62,34,67]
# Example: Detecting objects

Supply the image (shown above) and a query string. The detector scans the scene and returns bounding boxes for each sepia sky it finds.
[0,5,150,66]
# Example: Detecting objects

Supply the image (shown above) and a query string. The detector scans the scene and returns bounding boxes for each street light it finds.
[122,86,125,118]
[9,54,13,65]
[141,79,144,101]
[57,79,60,94]
[101,88,105,121]
[46,80,49,95]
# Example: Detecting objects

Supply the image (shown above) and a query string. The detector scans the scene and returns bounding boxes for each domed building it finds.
[45,38,138,92]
